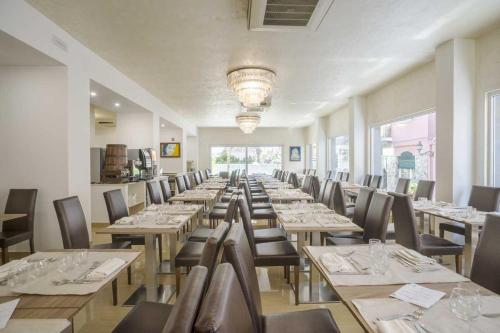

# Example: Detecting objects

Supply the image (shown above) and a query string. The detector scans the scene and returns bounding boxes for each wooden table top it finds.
[0,214,27,222]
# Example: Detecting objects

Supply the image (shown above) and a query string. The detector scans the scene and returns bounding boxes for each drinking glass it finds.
[369,239,383,255]
[76,249,89,265]
[449,287,481,332]
[466,206,477,219]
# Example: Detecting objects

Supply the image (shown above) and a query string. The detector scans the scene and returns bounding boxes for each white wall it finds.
[327,106,349,138]
[0,66,68,250]
[159,126,184,174]
[187,136,199,170]
[197,127,306,173]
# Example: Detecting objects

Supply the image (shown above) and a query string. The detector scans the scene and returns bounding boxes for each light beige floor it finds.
[70,223,365,333]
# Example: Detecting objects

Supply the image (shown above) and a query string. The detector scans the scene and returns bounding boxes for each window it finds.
[210,145,282,175]
[330,135,349,175]
[371,112,436,192]
[489,91,500,186]
[310,144,317,170]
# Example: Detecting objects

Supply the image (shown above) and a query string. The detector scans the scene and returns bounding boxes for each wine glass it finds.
[449,287,482,332]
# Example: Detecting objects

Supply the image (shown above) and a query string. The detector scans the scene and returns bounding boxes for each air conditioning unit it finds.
[96,119,116,127]
[248,0,335,32]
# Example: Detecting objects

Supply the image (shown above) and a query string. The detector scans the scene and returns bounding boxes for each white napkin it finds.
[0,299,20,329]
[393,249,435,265]
[376,319,415,333]
[319,253,356,274]
[391,284,445,309]
[0,260,29,280]
[86,258,126,281]
[115,217,134,225]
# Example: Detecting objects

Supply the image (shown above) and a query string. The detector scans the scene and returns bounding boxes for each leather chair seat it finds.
[92,241,131,250]
[345,206,354,218]
[254,228,287,243]
[175,241,205,267]
[263,308,339,333]
[0,231,32,247]
[209,208,227,219]
[252,208,276,219]
[325,236,366,246]
[255,241,300,266]
[214,202,231,209]
[419,234,463,256]
[112,302,172,333]
[112,234,146,245]
[439,221,465,236]
[188,227,213,242]
[253,202,272,209]
[251,195,270,202]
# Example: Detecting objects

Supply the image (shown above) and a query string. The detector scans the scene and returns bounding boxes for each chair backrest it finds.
[53,196,90,249]
[352,187,375,228]
[470,213,500,294]
[198,222,230,287]
[302,168,306,174]
[194,171,203,185]
[222,223,263,333]
[334,172,342,181]
[413,180,435,200]
[159,178,172,202]
[184,174,193,190]
[194,263,255,333]
[241,181,255,211]
[325,170,332,179]
[3,189,37,233]
[236,195,258,256]
[331,181,347,215]
[389,192,420,251]
[277,170,283,180]
[176,175,186,193]
[310,169,317,176]
[317,180,328,203]
[362,192,394,242]
[103,189,129,224]
[288,173,299,189]
[311,176,321,201]
[321,179,334,207]
[341,172,350,182]
[163,266,209,333]
[223,196,239,223]
[369,175,382,189]
[362,174,372,186]
[203,169,210,180]
[468,186,500,212]
[395,178,410,194]
[300,175,313,194]
[146,181,162,205]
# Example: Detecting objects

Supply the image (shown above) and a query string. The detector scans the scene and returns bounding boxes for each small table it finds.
[0,214,27,222]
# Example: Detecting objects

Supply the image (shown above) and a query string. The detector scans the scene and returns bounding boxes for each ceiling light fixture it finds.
[90,91,97,97]
[227,67,276,108]
[114,102,121,107]
[235,113,260,134]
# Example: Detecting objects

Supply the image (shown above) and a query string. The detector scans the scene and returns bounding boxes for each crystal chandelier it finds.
[235,113,261,134]
[227,67,276,108]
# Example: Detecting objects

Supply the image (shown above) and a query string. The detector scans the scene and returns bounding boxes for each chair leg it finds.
[455,255,462,274]
[127,266,132,285]
[286,266,290,284]
[112,279,118,306]
[158,235,163,262]
[294,265,300,305]
[283,266,287,279]
[439,227,445,239]
[29,237,35,254]
[176,267,181,296]
[1,247,7,265]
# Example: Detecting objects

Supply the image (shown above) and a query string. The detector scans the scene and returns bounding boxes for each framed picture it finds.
[289,146,301,161]
[160,142,181,158]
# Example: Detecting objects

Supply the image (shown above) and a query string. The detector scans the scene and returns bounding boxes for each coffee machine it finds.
[128,148,155,180]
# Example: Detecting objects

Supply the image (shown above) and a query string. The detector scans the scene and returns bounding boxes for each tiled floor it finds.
[72,223,365,332]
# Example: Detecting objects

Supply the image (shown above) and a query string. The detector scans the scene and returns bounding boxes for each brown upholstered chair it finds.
[194,171,203,185]
[189,196,238,242]
[183,174,193,190]
[1,189,37,264]
[311,176,321,201]
[413,180,435,200]
[113,265,208,333]
[300,175,313,194]
[237,197,301,304]
[390,192,463,272]
[369,175,382,189]
[222,226,340,333]
[289,172,300,188]
[331,181,348,216]
[362,174,372,186]
[341,172,350,182]
[395,178,410,194]
[439,185,500,238]
[204,169,210,179]
[319,179,334,208]
[470,213,500,294]
[103,189,162,261]
[159,178,172,202]
[175,222,230,295]
[146,180,163,205]
[326,192,393,245]
[176,175,186,193]
[53,196,131,305]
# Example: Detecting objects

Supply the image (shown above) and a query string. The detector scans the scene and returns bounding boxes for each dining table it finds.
[96,204,201,303]
[168,189,220,214]
[303,244,498,333]
[266,188,314,203]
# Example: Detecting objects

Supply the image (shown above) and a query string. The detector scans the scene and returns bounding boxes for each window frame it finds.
[487,89,500,186]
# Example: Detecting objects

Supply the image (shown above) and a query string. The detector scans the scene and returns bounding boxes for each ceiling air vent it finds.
[248,0,334,32]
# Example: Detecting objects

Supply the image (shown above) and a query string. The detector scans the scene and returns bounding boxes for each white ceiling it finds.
[90,80,150,114]
[28,0,500,127]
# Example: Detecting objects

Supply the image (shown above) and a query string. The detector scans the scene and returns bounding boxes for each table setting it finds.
[113,211,190,228]
[266,188,314,202]
[413,199,486,225]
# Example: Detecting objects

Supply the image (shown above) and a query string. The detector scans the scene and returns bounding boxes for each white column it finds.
[348,96,367,184]
[435,39,475,205]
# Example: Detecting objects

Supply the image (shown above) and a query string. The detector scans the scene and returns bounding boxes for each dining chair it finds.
[326,192,394,245]
[331,181,348,216]
[320,179,334,207]
[159,178,172,202]
[369,175,382,189]
[242,180,270,204]
[53,196,131,306]
[394,178,410,194]
[288,172,300,188]
[146,180,163,205]
[341,172,350,182]
[221,225,340,332]
[413,180,435,200]
[240,185,276,228]
[175,222,229,295]
[208,193,239,228]
[176,175,187,193]
[439,185,500,238]
[237,197,300,304]
[1,189,37,264]
[334,172,342,181]
[311,176,321,201]
[113,265,208,333]
[189,196,238,243]
[204,169,210,179]
[362,174,372,186]
[194,171,203,186]
[103,189,163,262]
[325,170,332,179]
[390,192,463,273]
[300,175,313,195]
[183,174,193,190]
[470,213,500,294]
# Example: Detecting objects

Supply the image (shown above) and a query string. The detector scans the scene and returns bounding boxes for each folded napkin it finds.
[115,216,134,225]
[376,319,415,333]
[86,258,126,281]
[319,253,356,274]
[393,249,435,265]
